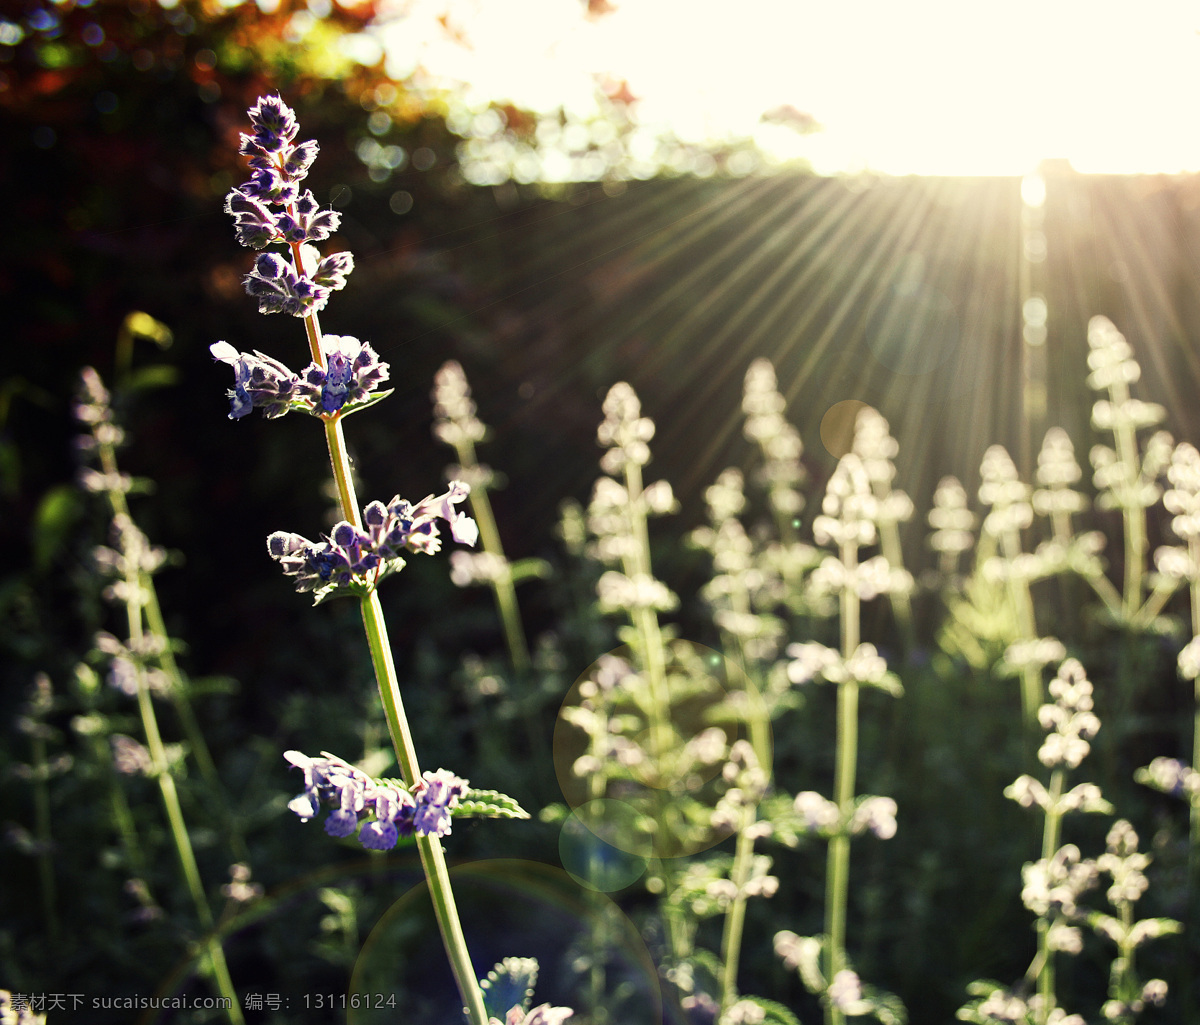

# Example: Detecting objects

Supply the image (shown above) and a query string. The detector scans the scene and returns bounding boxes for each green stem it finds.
[1130,578,1179,630]
[359,591,488,1025]
[1035,770,1064,1025]
[825,540,861,1025]
[94,413,238,854]
[877,511,914,650]
[1082,565,1126,620]
[455,438,531,674]
[1189,540,1200,855]
[29,728,58,944]
[1109,380,1145,616]
[1186,540,1200,1021]
[617,457,688,959]
[1001,525,1042,722]
[623,460,672,768]
[309,308,485,1024]
[125,579,242,1023]
[719,806,756,1012]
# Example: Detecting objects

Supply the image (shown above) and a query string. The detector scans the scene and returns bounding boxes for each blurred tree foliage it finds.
[0,0,534,698]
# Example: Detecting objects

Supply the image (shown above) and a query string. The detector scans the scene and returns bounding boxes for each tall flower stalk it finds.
[75,369,243,1023]
[778,446,905,1025]
[997,659,1111,1025]
[213,95,498,1025]
[76,349,232,832]
[584,383,685,953]
[1084,317,1172,621]
[433,360,540,674]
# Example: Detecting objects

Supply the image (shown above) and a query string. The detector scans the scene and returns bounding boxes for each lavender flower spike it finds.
[284,751,468,849]
[417,480,479,547]
[268,485,477,600]
[242,251,331,317]
[210,341,299,419]
[294,334,390,416]
[226,95,353,316]
[413,768,470,837]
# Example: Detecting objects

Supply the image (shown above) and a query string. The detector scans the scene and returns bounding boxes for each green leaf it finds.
[509,557,552,584]
[455,788,530,820]
[869,670,904,697]
[120,311,174,349]
[861,984,908,1025]
[33,484,82,571]
[126,365,180,393]
[337,387,395,420]
[308,557,406,605]
[727,996,802,1025]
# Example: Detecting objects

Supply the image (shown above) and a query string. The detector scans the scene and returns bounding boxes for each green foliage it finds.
[451,788,531,821]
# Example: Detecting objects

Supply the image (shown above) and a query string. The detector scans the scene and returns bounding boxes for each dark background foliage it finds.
[3,2,1200,1022]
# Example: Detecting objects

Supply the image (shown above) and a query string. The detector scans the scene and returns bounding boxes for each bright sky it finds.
[377,0,1200,175]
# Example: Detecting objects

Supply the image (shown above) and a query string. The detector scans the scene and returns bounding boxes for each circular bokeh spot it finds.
[819,399,871,460]
[349,859,662,1025]
[558,799,649,892]
[552,640,771,859]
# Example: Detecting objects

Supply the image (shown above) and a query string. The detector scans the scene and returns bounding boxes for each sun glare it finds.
[381,0,1200,176]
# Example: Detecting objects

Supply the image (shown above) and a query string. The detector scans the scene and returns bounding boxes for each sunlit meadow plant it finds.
[431,361,563,786]
[960,659,1177,1025]
[211,94,564,1025]
[774,428,908,1025]
[74,364,244,1022]
[559,379,800,1025]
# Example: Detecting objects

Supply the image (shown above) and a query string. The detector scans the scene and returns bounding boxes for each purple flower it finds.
[282,139,319,179]
[243,94,299,154]
[376,482,479,557]
[294,335,389,415]
[210,341,299,419]
[275,190,341,245]
[242,252,331,318]
[324,779,365,838]
[312,251,355,291]
[359,785,416,850]
[268,484,477,597]
[267,530,353,592]
[224,95,355,315]
[412,769,468,837]
[284,752,468,850]
[330,521,380,574]
[431,480,480,547]
[224,190,282,249]
[236,168,298,206]
[284,750,353,821]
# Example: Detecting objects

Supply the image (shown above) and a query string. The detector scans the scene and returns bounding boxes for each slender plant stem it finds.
[87,387,240,1020]
[617,457,688,960]
[359,592,488,1025]
[1000,524,1042,722]
[623,460,672,765]
[719,806,756,1011]
[876,512,914,648]
[1109,380,1145,616]
[454,437,531,674]
[1190,539,1200,854]
[94,410,236,850]
[302,297,487,1025]
[1035,770,1064,1025]
[825,540,861,1025]
[123,558,243,1023]
[29,722,58,944]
